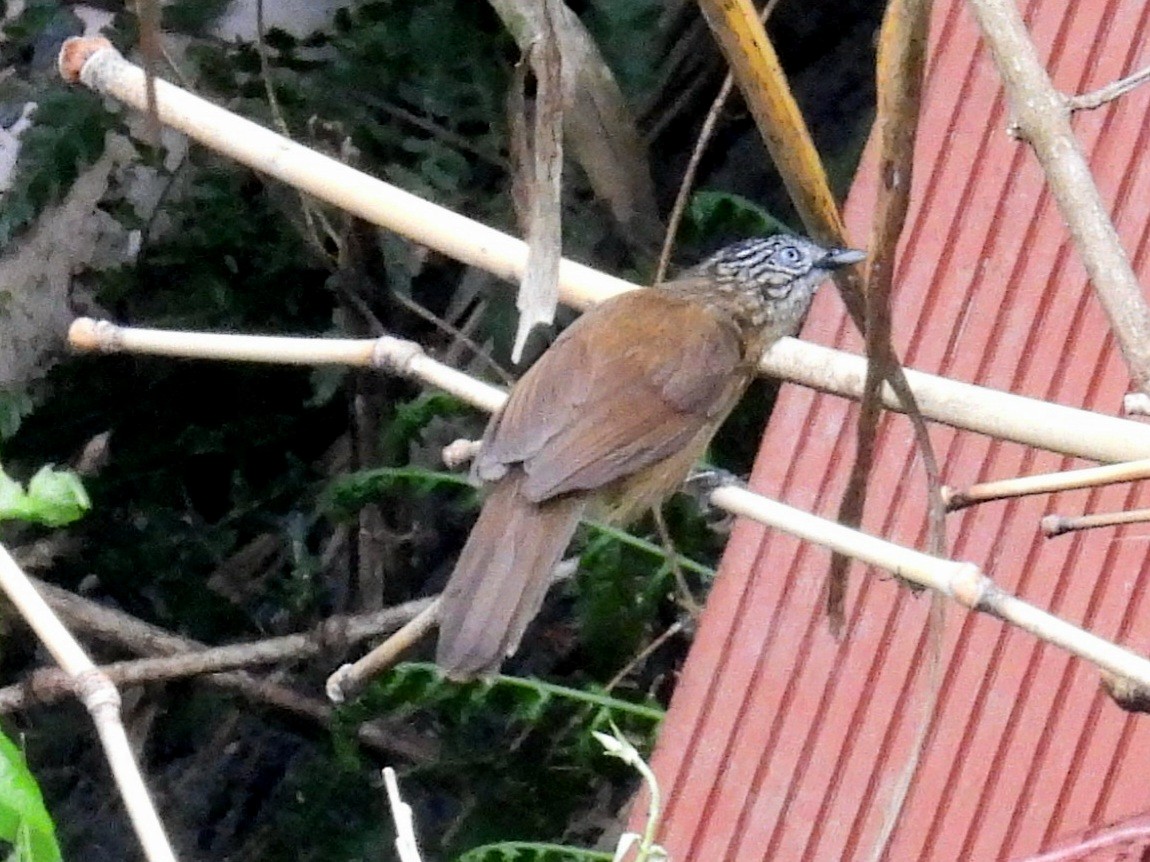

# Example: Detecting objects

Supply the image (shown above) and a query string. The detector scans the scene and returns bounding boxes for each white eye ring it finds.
[776,246,803,265]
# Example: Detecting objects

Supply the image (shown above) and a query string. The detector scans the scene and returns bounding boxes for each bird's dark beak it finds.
[822,248,867,268]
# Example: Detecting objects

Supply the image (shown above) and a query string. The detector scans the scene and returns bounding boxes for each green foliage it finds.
[333,663,662,857]
[326,463,476,519]
[575,530,674,675]
[361,662,663,727]
[378,391,475,466]
[181,0,513,220]
[0,731,61,862]
[0,463,88,526]
[683,189,793,249]
[97,158,334,330]
[0,87,116,247]
[457,841,612,862]
[0,0,77,64]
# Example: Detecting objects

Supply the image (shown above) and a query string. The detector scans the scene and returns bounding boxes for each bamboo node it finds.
[73,667,120,712]
[947,562,990,610]
[373,335,425,377]
[58,36,115,84]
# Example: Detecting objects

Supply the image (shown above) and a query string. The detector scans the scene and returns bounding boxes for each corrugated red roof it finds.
[637,0,1150,859]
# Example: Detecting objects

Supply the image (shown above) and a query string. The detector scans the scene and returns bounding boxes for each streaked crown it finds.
[673,233,865,339]
[697,234,864,299]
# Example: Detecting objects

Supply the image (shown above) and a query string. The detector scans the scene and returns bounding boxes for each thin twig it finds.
[604,621,686,692]
[1067,63,1150,112]
[360,94,509,169]
[327,559,580,701]
[652,507,702,618]
[25,576,435,761]
[654,0,782,286]
[327,600,441,703]
[0,598,432,712]
[389,288,514,385]
[255,0,342,263]
[383,767,424,862]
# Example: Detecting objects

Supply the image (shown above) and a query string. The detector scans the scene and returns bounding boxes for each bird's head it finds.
[686,234,865,334]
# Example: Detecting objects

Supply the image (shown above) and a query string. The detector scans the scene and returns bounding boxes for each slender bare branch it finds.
[1067,63,1150,112]
[327,601,441,703]
[26,577,436,761]
[0,598,432,712]
[654,0,782,285]
[966,0,1150,397]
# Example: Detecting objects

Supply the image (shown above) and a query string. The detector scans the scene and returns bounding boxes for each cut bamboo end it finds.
[940,485,966,511]
[69,317,120,353]
[58,36,114,84]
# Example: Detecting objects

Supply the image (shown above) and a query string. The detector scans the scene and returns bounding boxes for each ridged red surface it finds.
[637,1,1150,859]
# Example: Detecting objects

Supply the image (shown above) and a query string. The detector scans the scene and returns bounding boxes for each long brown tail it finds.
[436,472,586,679]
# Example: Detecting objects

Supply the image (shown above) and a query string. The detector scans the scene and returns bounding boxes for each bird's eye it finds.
[774,246,803,266]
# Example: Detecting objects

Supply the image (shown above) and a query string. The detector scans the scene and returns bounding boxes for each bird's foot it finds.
[682,467,744,531]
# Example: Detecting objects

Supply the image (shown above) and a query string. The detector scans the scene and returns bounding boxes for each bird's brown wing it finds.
[475,287,747,503]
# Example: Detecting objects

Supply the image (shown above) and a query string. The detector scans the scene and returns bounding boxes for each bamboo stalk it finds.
[705,487,1150,689]
[945,459,1150,510]
[762,338,1150,463]
[57,37,632,314]
[1042,508,1150,538]
[0,544,178,862]
[68,318,507,415]
[69,319,1150,466]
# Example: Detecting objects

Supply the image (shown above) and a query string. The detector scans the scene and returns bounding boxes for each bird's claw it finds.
[682,468,744,530]
[683,467,745,501]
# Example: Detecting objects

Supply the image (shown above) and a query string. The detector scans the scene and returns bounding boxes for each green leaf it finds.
[0,731,61,862]
[0,464,90,527]
[683,190,792,248]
